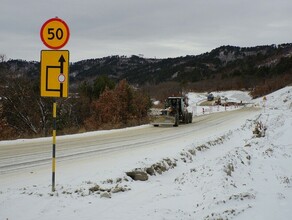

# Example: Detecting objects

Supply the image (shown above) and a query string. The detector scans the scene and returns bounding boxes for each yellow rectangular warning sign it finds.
[40,50,69,98]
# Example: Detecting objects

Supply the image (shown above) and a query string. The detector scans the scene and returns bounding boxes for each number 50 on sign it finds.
[40,17,70,49]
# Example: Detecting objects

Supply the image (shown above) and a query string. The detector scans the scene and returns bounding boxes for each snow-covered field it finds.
[0,87,291,220]
[187,90,252,116]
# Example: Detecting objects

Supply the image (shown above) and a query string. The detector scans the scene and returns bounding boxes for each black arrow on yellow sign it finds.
[59,55,65,74]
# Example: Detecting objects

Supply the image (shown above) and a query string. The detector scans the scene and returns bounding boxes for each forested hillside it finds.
[2,43,292,90]
[70,43,292,91]
[1,43,292,139]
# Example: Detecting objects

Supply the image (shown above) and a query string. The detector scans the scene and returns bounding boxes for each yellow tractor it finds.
[150,97,193,127]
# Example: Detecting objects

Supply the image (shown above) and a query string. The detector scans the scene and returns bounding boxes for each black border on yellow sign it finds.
[40,50,69,98]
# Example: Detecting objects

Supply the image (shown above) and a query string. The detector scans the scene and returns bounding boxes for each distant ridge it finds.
[1,43,292,90]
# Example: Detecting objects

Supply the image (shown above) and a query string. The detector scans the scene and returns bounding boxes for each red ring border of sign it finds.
[58,74,66,83]
[40,18,70,50]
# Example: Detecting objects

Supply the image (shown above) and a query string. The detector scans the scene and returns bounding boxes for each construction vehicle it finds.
[207,93,214,101]
[150,97,193,127]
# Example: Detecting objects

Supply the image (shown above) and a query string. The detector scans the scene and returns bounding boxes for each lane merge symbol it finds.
[41,50,69,98]
[45,55,66,97]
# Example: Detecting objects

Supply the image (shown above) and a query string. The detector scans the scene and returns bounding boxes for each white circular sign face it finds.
[58,74,66,83]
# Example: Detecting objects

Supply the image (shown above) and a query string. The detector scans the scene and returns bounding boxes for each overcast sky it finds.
[1,0,292,62]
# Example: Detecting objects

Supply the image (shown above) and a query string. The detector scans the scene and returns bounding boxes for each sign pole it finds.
[40,17,70,192]
[52,101,57,192]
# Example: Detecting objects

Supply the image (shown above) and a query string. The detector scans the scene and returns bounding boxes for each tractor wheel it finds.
[188,113,193,123]
[173,114,179,127]
[185,114,189,124]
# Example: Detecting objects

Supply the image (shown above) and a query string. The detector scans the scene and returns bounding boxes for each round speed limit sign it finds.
[40,17,70,49]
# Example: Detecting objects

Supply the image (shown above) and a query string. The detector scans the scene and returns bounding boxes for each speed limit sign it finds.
[40,17,70,49]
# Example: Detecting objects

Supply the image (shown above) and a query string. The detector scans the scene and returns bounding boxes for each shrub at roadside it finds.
[85,80,151,130]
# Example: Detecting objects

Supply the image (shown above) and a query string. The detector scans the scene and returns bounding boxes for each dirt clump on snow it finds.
[126,171,149,181]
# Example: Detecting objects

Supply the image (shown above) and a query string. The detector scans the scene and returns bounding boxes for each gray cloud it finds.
[1,0,292,62]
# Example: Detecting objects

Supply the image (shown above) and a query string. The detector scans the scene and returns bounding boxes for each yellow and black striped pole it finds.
[52,101,57,192]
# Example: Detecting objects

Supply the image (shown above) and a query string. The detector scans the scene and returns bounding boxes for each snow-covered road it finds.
[0,107,258,176]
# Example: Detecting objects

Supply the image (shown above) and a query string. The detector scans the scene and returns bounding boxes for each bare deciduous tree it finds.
[0,54,6,62]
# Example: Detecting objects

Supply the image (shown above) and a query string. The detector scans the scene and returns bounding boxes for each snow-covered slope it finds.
[0,87,291,220]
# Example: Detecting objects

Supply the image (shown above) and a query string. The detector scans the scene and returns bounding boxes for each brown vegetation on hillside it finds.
[250,73,292,98]
[0,75,151,140]
[85,80,151,130]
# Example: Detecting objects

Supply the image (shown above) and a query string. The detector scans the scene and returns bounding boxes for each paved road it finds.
[0,107,259,175]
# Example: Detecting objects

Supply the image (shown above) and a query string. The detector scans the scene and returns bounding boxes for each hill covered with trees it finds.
[2,43,292,94]
[1,43,292,139]
[69,43,292,91]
